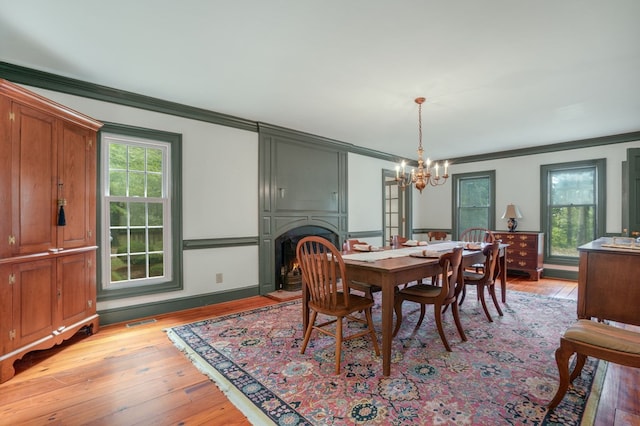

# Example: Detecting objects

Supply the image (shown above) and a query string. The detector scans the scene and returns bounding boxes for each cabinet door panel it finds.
[58,252,91,327]
[0,97,11,258]
[0,265,12,354]
[14,259,56,347]
[58,122,95,248]
[12,103,57,255]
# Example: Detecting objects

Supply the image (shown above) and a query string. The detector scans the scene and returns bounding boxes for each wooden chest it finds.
[492,231,544,280]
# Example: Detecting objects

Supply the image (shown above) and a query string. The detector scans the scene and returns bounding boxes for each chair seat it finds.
[309,292,374,317]
[463,270,483,281]
[398,284,441,298]
[564,319,640,355]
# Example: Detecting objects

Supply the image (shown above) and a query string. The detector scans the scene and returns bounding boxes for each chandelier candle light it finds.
[395,97,448,193]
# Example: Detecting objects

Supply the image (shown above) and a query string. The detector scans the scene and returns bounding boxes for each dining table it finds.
[301,241,508,376]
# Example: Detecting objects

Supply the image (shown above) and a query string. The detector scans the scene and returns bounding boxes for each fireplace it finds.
[274,226,339,291]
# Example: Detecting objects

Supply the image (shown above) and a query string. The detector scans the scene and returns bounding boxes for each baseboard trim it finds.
[542,268,578,280]
[97,286,260,326]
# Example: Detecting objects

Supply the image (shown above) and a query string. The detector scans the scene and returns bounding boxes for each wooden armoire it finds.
[0,79,102,383]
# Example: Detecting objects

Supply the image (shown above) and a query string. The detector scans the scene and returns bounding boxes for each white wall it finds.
[24,85,640,308]
[347,153,397,246]
[29,87,260,311]
[425,142,640,236]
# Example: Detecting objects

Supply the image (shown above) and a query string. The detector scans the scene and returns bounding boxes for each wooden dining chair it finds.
[459,227,494,273]
[297,236,380,374]
[428,231,447,241]
[390,235,408,247]
[459,227,494,243]
[343,239,381,299]
[392,247,466,351]
[458,241,503,322]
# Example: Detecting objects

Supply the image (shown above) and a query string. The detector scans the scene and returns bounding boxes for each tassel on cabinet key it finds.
[58,204,66,226]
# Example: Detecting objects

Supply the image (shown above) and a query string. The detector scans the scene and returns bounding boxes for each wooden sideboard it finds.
[492,231,544,280]
[577,239,640,324]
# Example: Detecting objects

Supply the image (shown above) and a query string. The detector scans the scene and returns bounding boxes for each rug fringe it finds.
[166,329,276,425]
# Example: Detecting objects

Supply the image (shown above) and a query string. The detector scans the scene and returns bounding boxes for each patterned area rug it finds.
[166,290,603,425]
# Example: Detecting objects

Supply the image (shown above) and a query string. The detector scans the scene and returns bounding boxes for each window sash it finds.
[102,134,172,290]
[452,171,495,238]
[541,159,605,264]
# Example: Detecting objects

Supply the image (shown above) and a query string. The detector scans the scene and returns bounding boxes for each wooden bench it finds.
[548,243,640,410]
[548,319,640,409]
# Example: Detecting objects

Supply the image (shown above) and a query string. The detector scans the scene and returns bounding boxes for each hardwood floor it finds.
[0,276,637,425]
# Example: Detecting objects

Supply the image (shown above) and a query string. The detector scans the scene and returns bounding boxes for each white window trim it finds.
[101,132,173,290]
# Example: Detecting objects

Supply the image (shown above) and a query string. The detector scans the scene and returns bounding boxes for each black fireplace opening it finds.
[274,226,339,291]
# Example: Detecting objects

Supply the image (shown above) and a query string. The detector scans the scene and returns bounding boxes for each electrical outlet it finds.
[215,273,223,284]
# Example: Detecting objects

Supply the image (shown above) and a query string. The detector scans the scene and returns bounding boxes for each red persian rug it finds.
[166,290,603,425]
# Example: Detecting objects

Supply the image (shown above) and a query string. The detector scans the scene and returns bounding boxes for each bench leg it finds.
[548,341,574,410]
[569,353,587,382]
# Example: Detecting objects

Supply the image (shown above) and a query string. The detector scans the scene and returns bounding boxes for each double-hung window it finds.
[452,171,496,238]
[99,124,182,300]
[541,159,605,264]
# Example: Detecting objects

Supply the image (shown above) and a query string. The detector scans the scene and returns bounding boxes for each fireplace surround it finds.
[274,226,339,291]
[258,125,349,294]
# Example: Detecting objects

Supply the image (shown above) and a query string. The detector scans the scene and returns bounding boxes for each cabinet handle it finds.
[57,289,62,298]
[9,274,15,285]
[8,235,16,245]
[88,300,93,308]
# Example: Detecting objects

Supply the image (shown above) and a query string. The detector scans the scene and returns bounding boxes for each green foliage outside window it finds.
[548,168,596,257]
[458,177,490,231]
[107,141,166,283]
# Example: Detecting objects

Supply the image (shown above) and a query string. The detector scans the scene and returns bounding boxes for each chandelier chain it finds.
[417,101,423,151]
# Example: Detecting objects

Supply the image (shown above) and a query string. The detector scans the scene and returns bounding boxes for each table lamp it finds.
[502,203,522,232]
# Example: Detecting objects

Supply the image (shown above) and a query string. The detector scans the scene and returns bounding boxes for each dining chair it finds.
[391,235,408,247]
[297,236,380,374]
[459,227,494,243]
[428,231,447,241]
[458,241,503,322]
[459,227,495,273]
[392,247,466,351]
[343,239,381,299]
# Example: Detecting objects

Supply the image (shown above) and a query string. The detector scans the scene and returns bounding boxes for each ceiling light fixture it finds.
[395,97,449,193]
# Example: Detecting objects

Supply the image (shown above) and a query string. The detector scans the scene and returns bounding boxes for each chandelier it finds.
[395,97,449,193]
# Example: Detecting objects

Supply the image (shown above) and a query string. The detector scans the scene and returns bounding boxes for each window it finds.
[99,123,182,300]
[541,159,605,264]
[452,171,495,238]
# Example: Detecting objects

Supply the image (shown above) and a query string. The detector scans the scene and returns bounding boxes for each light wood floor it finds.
[0,276,637,425]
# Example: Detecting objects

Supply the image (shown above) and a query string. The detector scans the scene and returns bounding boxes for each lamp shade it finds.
[501,203,522,219]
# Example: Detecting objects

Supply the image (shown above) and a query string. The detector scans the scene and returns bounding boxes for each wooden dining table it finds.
[301,241,508,376]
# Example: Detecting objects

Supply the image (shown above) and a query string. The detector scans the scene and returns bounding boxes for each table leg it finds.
[381,281,394,376]
[500,250,507,302]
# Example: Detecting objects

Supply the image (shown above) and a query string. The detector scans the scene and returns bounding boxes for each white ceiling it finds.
[1,1,639,160]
